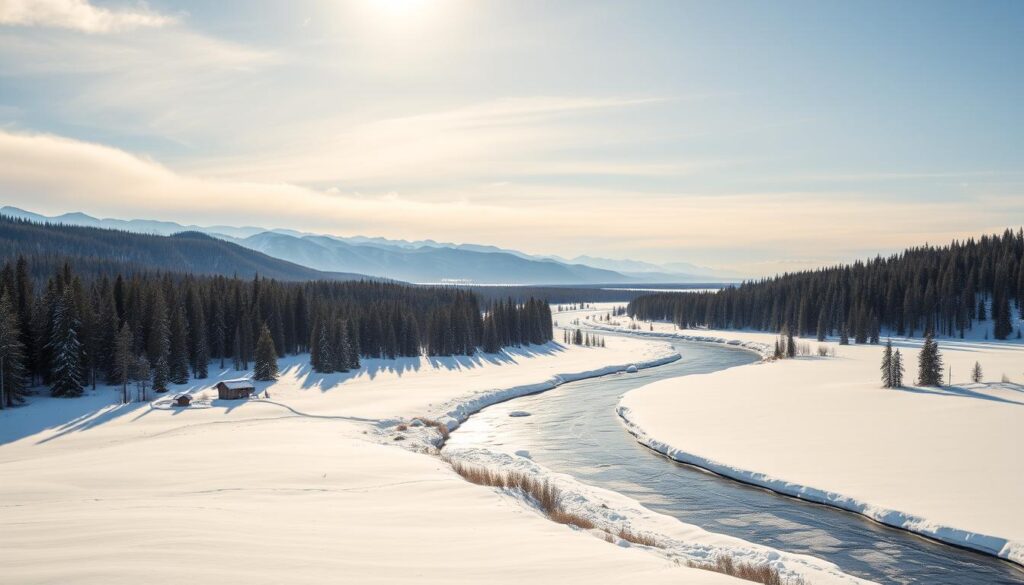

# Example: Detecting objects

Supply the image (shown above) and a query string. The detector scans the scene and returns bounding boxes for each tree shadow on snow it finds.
[894,383,1024,407]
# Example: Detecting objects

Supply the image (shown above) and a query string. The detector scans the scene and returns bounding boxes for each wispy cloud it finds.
[1,129,1020,276]
[0,0,176,33]
[193,96,683,187]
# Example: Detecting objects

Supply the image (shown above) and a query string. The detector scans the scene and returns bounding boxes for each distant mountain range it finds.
[0,206,742,285]
[0,215,368,282]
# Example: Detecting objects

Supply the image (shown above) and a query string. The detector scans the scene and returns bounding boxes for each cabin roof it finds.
[218,379,254,390]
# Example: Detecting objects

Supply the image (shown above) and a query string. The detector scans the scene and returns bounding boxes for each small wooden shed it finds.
[173,394,192,407]
[216,379,255,400]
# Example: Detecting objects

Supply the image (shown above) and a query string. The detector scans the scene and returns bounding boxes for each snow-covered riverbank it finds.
[590,311,1024,566]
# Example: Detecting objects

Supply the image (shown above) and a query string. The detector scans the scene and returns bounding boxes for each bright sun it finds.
[370,0,430,18]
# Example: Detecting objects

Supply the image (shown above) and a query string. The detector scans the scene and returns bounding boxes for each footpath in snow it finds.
[588,311,1024,566]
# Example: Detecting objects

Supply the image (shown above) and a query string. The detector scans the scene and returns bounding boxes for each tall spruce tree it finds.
[168,304,190,384]
[48,287,84,397]
[891,349,904,388]
[993,291,1013,340]
[0,293,27,407]
[147,288,171,392]
[253,324,278,381]
[880,339,894,388]
[917,332,943,387]
[112,323,134,404]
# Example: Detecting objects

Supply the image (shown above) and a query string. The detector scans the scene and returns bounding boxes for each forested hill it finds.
[0,216,368,282]
[629,229,1024,341]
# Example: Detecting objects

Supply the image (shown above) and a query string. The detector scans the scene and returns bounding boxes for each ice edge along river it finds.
[582,320,1024,568]
[403,343,874,585]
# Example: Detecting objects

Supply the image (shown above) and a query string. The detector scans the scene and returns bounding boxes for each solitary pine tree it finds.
[880,339,894,388]
[971,361,983,383]
[917,332,943,387]
[253,324,278,381]
[839,325,850,346]
[785,327,796,358]
[891,349,905,388]
[0,293,27,408]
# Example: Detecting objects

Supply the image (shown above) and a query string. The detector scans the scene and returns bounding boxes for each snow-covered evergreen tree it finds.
[971,361,983,383]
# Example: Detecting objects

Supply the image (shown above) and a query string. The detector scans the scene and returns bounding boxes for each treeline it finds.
[628,229,1024,341]
[0,257,553,407]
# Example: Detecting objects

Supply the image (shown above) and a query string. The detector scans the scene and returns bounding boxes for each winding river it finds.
[445,337,1024,585]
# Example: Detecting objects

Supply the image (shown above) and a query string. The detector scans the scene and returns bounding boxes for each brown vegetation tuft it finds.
[444,458,597,531]
[417,417,450,441]
[687,554,799,585]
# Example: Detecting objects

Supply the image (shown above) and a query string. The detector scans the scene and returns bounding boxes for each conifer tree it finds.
[131,353,151,402]
[917,331,943,387]
[112,322,134,404]
[785,327,796,358]
[891,349,904,388]
[147,289,171,392]
[971,361,983,383]
[880,339,894,388]
[254,324,278,381]
[0,293,27,407]
[213,302,227,369]
[48,287,84,397]
[993,291,1013,340]
[169,304,190,384]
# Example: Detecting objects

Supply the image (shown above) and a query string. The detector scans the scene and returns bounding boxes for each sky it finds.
[0,0,1022,276]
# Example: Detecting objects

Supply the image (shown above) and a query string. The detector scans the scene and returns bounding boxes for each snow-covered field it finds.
[587,309,1024,566]
[1,333,835,585]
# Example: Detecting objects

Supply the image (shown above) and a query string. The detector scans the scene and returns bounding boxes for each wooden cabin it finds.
[173,394,192,407]
[216,379,255,400]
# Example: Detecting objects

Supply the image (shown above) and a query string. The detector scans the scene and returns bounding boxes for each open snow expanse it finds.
[1,334,838,585]
[587,309,1024,566]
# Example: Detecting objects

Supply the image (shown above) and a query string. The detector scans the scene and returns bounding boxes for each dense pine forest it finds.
[0,256,552,408]
[628,229,1024,342]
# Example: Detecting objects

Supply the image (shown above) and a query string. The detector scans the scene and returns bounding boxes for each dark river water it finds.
[445,338,1024,585]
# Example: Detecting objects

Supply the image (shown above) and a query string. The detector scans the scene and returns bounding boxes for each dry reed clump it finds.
[687,554,800,585]
[416,417,450,441]
[444,458,596,531]
[616,526,658,547]
[443,457,673,546]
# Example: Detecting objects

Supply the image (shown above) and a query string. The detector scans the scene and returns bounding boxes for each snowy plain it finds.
[0,329,864,584]
[584,307,1024,566]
